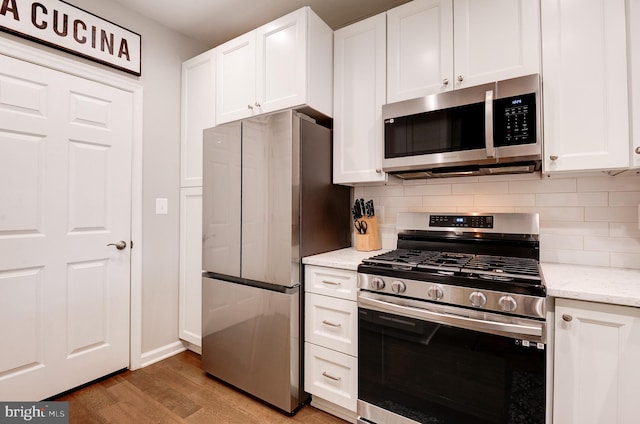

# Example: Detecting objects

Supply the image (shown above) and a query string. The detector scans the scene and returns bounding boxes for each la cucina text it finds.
[1,0,131,61]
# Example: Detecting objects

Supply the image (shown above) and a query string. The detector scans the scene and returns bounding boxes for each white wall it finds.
[355,172,640,269]
[0,1,209,357]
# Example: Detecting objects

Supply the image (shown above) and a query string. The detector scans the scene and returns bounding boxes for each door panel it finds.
[0,54,132,401]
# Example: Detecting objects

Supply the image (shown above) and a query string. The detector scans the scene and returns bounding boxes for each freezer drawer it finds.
[201,276,301,413]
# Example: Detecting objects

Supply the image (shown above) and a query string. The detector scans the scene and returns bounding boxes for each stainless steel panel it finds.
[358,273,546,320]
[358,400,421,424]
[382,82,495,120]
[241,111,294,287]
[357,291,546,342]
[396,211,540,235]
[202,123,241,277]
[202,276,300,413]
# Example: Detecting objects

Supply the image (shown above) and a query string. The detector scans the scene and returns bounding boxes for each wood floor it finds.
[55,350,348,424]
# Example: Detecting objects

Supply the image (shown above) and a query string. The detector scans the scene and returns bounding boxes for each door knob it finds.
[107,241,127,250]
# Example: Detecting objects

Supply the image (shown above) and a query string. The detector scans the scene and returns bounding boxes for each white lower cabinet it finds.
[553,298,640,424]
[304,264,358,419]
[304,343,358,412]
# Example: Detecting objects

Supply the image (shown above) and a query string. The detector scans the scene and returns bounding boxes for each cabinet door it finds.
[541,0,629,172]
[554,299,640,423]
[256,8,306,114]
[454,0,540,89]
[216,32,256,124]
[387,0,453,102]
[304,342,357,412]
[179,187,203,347]
[305,292,357,356]
[631,0,640,169]
[333,13,387,185]
[181,50,215,187]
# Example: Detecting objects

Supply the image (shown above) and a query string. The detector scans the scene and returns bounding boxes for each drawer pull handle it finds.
[322,280,342,286]
[322,372,341,381]
[562,314,573,322]
[322,320,342,328]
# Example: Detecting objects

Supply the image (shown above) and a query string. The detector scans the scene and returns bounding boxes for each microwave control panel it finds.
[493,92,536,147]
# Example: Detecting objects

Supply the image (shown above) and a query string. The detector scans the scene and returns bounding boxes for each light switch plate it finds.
[156,198,168,215]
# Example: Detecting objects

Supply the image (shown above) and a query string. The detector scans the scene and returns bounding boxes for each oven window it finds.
[384,102,485,159]
[359,308,545,424]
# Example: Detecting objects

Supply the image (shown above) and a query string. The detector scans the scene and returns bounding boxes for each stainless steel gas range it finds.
[356,212,549,424]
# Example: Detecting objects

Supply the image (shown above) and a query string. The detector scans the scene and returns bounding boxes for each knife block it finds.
[355,216,382,252]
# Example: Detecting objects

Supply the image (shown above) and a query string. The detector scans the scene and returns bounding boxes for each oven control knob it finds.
[370,277,385,290]
[498,295,518,312]
[427,285,444,300]
[469,291,487,308]
[391,280,406,294]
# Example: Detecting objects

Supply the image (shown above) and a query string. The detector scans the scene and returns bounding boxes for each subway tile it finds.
[540,234,584,250]
[577,175,640,192]
[509,178,576,194]
[535,192,608,207]
[423,195,474,208]
[472,207,518,213]
[479,172,543,182]
[609,222,640,238]
[585,207,638,222]
[404,183,452,196]
[534,207,584,221]
[609,191,640,206]
[425,176,479,184]
[362,185,405,197]
[474,194,535,207]
[540,249,610,267]
[584,236,640,253]
[377,196,423,208]
[540,220,609,237]
[610,253,640,270]
[451,181,509,195]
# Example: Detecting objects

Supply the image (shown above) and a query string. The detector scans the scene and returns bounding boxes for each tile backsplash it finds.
[353,171,640,270]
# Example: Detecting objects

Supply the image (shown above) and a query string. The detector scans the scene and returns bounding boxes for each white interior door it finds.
[0,54,133,401]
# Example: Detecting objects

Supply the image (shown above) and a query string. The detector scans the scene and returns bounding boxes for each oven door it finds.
[357,292,547,424]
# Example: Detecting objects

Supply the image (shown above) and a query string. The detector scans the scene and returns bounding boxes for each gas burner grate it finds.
[462,255,540,281]
[363,250,440,268]
[416,252,474,272]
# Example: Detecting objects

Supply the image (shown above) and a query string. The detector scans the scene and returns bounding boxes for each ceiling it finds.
[111,0,410,47]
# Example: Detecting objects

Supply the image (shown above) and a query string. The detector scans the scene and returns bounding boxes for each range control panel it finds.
[429,215,494,228]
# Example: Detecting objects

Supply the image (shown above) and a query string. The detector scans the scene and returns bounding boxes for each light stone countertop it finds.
[303,248,640,308]
[541,262,640,308]
[302,247,387,271]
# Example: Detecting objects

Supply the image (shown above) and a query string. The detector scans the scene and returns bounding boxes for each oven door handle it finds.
[358,295,543,338]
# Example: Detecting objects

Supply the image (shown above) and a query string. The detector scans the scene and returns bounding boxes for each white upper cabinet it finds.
[181,49,215,187]
[630,0,640,169]
[541,0,630,173]
[333,13,387,185]
[387,0,541,103]
[386,0,453,103]
[216,7,333,125]
[453,0,541,89]
[216,32,256,124]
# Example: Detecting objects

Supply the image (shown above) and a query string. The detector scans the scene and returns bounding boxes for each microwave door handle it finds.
[485,90,495,158]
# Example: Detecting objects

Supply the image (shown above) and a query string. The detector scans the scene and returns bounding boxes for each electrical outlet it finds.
[156,198,168,215]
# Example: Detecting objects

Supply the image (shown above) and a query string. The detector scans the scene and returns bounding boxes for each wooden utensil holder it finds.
[355,216,382,252]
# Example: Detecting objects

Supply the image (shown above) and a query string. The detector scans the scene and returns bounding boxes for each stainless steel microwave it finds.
[382,74,542,179]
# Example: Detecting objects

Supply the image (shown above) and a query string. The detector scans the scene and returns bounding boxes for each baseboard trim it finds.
[140,341,187,368]
[310,396,357,423]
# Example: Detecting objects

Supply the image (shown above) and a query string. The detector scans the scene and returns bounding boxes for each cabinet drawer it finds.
[304,342,357,412]
[305,265,357,301]
[305,293,357,356]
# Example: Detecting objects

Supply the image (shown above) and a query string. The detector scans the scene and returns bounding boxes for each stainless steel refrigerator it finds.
[201,110,351,413]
